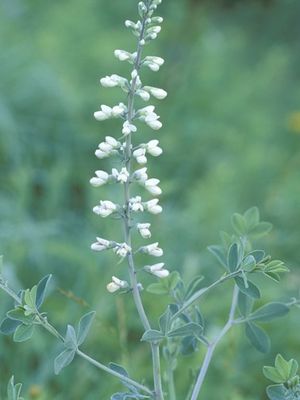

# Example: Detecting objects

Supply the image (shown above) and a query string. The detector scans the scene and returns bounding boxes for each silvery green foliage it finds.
[264,355,300,399]
[7,377,24,400]
[0,1,299,400]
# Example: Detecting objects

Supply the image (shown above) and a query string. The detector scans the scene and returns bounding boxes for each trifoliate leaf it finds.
[248,303,289,323]
[54,348,76,375]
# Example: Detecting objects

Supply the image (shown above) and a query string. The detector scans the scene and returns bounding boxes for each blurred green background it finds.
[0,0,300,398]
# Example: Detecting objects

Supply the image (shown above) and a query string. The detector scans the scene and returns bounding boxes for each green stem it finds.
[190,285,239,400]
[167,364,176,400]
[121,3,164,400]
[0,282,153,396]
[171,270,241,322]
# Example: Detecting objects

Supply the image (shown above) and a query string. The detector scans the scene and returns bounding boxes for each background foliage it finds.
[0,0,300,398]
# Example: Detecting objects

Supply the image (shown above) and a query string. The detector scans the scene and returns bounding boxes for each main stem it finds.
[122,4,164,400]
[190,285,239,400]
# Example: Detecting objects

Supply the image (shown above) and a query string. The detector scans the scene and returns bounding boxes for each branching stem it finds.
[190,285,239,400]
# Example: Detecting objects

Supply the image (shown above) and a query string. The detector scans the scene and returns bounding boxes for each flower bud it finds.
[133,167,148,182]
[112,167,129,183]
[114,243,131,258]
[146,140,163,156]
[90,170,109,187]
[141,243,163,257]
[129,196,144,212]
[122,120,137,135]
[144,86,167,100]
[91,237,111,252]
[145,178,162,196]
[137,223,151,239]
[93,200,117,217]
[114,49,132,62]
[145,263,169,278]
[133,148,147,164]
[107,276,129,293]
[145,199,162,214]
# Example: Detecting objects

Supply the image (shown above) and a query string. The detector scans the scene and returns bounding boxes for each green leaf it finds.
[227,243,239,272]
[159,307,171,335]
[54,348,76,375]
[244,207,260,229]
[108,363,129,378]
[0,318,22,335]
[266,384,288,400]
[180,335,198,355]
[36,274,52,309]
[238,292,254,316]
[168,271,181,291]
[250,250,265,263]
[13,323,34,342]
[275,354,298,381]
[249,222,272,238]
[231,213,247,235]
[263,366,286,384]
[7,308,35,325]
[235,277,261,299]
[146,283,168,295]
[184,276,204,300]
[167,322,203,339]
[77,311,95,346]
[207,245,227,269]
[65,325,78,350]
[245,322,270,353]
[7,376,24,400]
[264,260,289,274]
[248,303,289,322]
[141,329,165,342]
[242,255,256,272]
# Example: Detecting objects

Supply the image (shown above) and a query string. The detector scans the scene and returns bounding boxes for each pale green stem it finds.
[0,281,153,396]
[167,365,176,400]
[121,2,164,400]
[190,285,239,400]
[171,270,241,323]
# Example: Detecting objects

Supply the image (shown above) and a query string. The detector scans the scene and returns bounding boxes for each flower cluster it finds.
[90,0,169,294]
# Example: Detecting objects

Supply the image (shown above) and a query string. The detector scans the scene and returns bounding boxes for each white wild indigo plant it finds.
[0,1,300,399]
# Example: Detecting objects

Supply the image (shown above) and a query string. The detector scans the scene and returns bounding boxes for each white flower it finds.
[145,263,169,278]
[114,243,131,258]
[138,106,162,130]
[112,103,127,117]
[100,74,127,88]
[145,178,162,196]
[93,200,117,217]
[94,103,126,121]
[94,105,112,121]
[145,199,162,214]
[129,196,144,212]
[144,56,165,72]
[133,167,148,182]
[107,276,129,293]
[122,120,137,135]
[133,148,147,164]
[145,114,162,130]
[136,89,150,101]
[105,136,120,148]
[141,242,163,257]
[114,49,133,62]
[112,167,129,183]
[137,223,151,239]
[143,86,167,100]
[90,170,109,187]
[145,139,163,156]
[91,237,111,252]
